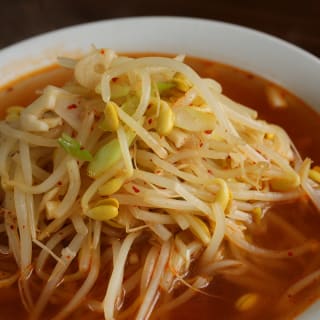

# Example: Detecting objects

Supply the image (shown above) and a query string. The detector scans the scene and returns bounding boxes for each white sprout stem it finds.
[146,151,204,184]
[53,238,101,320]
[201,203,226,265]
[147,223,172,241]
[131,207,175,224]
[19,141,37,239]
[0,122,57,147]
[78,232,91,273]
[75,110,95,145]
[300,158,320,212]
[37,203,80,241]
[55,159,81,218]
[174,183,211,216]
[114,194,201,211]
[140,246,159,294]
[136,241,171,320]
[232,190,301,202]
[33,239,64,266]
[285,268,320,297]
[32,233,85,320]
[133,69,151,120]
[8,158,68,194]
[123,268,142,294]
[4,209,21,266]
[13,168,32,275]
[226,225,317,259]
[71,213,88,236]
[92,220,102,249]
[117,125,133,176]
[0,137,15,179]
[201,259,244,275]
[35,225,74,277]
[116,106,168,159]
[103,232,140,320]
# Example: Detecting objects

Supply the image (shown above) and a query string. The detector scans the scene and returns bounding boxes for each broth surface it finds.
[0,55,320,319]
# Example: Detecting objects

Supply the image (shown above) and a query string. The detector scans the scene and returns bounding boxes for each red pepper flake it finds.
[148,118,153,125]
[147,104,152,110]
[288,251,293,257]
[204,130,212,134]
[199,142,203,148]
[10,225,14,230]
[132,186,140,193]
[207,169,213,175]
[111,77,119,82]
[67,104,77,110]
[100,49,105,55]
[66,255,71,260]
[58,181,62,186]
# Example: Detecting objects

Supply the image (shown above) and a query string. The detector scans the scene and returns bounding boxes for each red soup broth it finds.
[0,55,320,320]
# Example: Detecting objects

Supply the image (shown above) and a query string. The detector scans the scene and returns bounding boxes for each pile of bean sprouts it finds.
[0,48,320,320]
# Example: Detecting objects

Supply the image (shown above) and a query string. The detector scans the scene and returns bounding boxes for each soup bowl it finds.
[0,16,319,319]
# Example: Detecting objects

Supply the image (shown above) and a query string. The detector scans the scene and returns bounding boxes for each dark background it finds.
[0,0,319,57]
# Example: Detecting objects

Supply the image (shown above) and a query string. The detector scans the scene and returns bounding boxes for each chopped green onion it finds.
[58,133,93,162]
[157,81,176,93]
[88,129,136,178]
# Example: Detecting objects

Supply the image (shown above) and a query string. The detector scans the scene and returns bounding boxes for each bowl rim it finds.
[0,16,319,109]
[1,16,319,61]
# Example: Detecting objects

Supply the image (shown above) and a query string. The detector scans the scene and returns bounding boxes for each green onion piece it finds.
[88,129,136,178]
[58,133,93,162]
[157,81,176,93]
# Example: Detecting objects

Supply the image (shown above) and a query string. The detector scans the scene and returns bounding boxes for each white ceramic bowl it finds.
[0,16,319,319]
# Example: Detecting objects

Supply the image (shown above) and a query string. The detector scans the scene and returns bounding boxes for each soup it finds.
[0,50,320,320]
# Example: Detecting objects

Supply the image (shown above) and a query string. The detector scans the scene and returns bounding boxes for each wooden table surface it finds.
[0,0,319,57]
